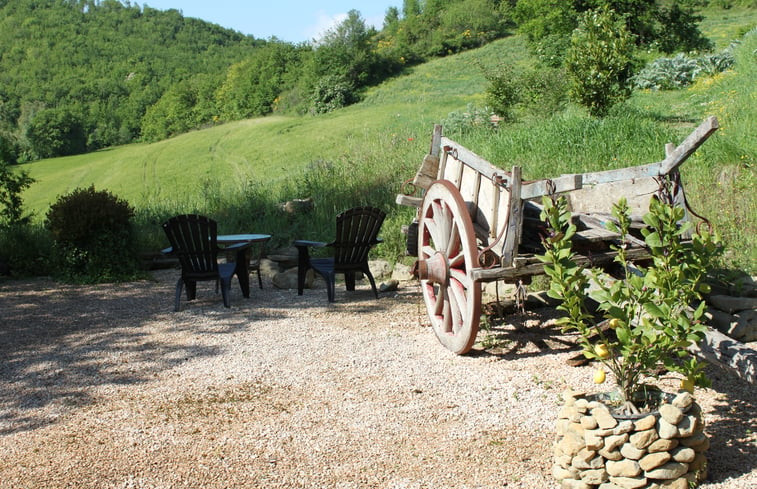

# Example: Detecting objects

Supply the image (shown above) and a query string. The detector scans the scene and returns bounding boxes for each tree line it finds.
[0,0,728,166]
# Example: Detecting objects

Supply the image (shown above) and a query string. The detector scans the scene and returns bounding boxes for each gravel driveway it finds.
[1,270,755,488]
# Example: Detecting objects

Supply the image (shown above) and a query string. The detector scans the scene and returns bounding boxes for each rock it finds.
[581,416,598,430]
[580,468,609,485]
[672,392,694,410]
[598,447,624,461]
[572,448,603,470]
[608,476,649,489]
[644,462,688,480]
[561,479,591,489]
[272,267,313,290]
[629,428,658,449]
[648,438,678,453]
[606,459,642,478]
[658,478,689,489]
[585,431,605,451]
[670,446,696,463]
[639,452,671,471]
[729,309,757,342]
[679,432,708,449]
[613,420,634,435]
[599,483,625,489]
[689,452,707,472]
[708,294,757,313]
[659,404,684,425]
[379,280,399,292]
[676,415,699,438]
[553,463,579,481]
[482,281,516,302]
[633,415,657,432]
[369,259,392,279]
[592,406,619,430]
[604,434,629,452]
[706,307,736,335]
[657,419,678,439]
[391,262,414,281]
[560,431,586,457]
[620,442,646,460]
[267,247,299,267]
[559,405,581,421]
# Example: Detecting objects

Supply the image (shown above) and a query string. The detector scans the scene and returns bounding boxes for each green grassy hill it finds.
[17,8,757,272]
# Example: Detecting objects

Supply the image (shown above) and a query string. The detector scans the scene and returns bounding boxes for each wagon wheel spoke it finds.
[417,181,482,355]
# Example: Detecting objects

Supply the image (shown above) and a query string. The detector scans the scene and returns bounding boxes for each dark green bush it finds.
[45,186,140,282]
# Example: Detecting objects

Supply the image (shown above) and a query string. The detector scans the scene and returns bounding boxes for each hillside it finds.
[12,6,757,273]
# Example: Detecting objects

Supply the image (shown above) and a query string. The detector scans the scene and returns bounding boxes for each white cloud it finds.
[305,11,348,43]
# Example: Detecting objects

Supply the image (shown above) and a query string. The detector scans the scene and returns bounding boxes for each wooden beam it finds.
[521,174,583,200]
[660,116,719,175]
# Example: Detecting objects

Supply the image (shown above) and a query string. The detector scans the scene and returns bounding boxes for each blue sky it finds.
[139,1,400,43]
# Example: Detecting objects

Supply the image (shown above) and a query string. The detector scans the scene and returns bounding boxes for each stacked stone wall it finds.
[554,390,708,489]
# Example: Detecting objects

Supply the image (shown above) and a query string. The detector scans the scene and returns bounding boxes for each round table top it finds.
[218,234,271,243]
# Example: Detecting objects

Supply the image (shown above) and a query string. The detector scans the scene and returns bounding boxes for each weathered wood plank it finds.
[471,247,652,282]
[500,166,523,267]
[660,116,719,175]
[396,194,422,207]
[440,137,506,183]
[521,174,583,200]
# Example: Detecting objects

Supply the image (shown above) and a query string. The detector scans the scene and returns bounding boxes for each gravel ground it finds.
[1,270,755,489]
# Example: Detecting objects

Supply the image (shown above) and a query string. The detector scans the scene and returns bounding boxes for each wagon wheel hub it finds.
[415,252,450,285]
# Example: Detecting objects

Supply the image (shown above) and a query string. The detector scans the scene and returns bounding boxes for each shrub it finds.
[633,48,735,90]
[0,161,35,227]
[309,75,356,114]
[539,195,722,412]
[45,186,140,282]
[566,7,638,117]
[442,103,497,136]
[483,64,519,121]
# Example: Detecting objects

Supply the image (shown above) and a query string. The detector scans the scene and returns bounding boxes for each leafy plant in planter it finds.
[539,194,722,414]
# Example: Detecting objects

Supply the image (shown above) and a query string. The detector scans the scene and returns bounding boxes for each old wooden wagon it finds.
[396,116,719,354]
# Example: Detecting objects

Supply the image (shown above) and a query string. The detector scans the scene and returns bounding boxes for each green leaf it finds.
[643,302,666,319]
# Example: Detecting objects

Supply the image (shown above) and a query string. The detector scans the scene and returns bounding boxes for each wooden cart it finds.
[396,117,719,354]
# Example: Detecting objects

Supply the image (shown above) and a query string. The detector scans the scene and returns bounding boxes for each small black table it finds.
[218,234,271,297]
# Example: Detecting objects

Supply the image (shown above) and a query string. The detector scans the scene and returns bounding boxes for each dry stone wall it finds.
[554,390,709,489]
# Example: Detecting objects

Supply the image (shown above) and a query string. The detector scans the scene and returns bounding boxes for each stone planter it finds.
[554,389,709,489]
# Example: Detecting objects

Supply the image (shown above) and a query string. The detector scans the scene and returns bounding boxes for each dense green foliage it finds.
[539,195,721,406]
[0,0,261,160]
[510,0,713,66]
[45,185,139,282]
[0,0,512,160]
[0,162,34,227]
[566,7,639,116]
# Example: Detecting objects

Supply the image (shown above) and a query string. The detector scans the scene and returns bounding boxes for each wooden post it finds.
[500,166,523,267]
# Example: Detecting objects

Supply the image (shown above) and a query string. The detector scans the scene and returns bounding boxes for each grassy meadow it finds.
[15,7,757,274]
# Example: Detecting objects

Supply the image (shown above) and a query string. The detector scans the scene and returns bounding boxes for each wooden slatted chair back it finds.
[162,214,220,280]
[332,207,386,270]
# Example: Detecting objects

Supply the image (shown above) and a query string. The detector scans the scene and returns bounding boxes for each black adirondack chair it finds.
[162,214,245,311]
[294,206,386,302]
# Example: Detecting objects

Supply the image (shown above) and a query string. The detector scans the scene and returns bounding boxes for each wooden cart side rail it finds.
[435,116,720,200]
[470,246,653,283]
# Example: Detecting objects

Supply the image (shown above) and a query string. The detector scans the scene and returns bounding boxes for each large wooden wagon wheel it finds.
[416,180,482,354]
